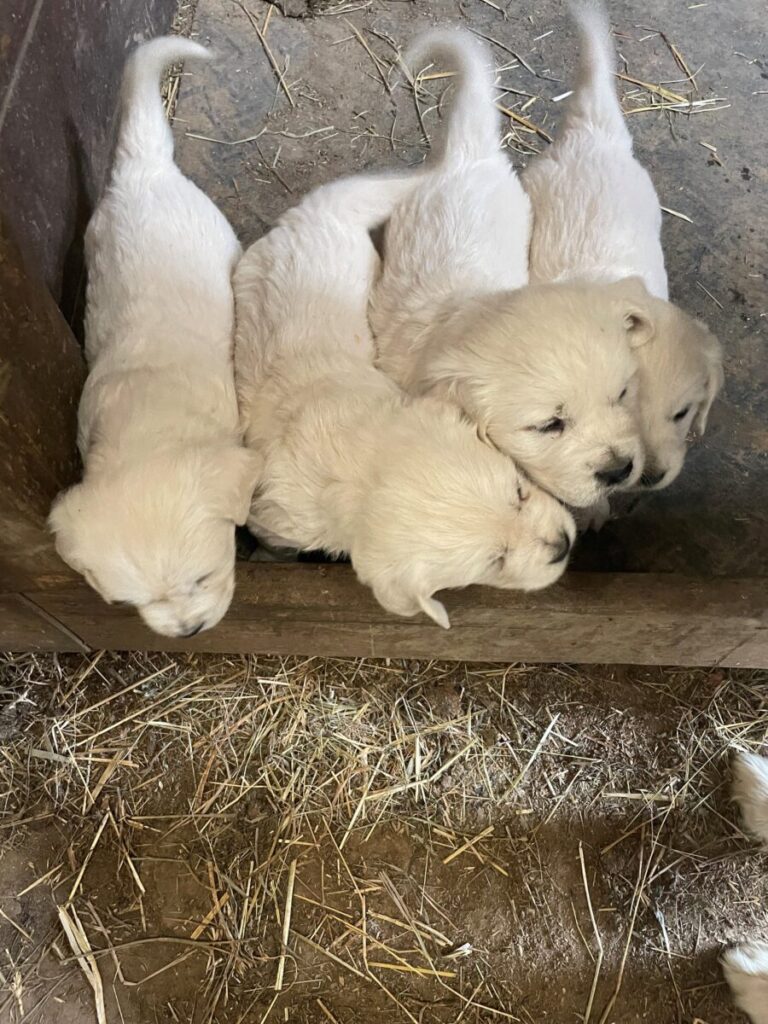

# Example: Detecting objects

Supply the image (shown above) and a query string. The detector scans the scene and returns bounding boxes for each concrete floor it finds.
[173,0,767,577]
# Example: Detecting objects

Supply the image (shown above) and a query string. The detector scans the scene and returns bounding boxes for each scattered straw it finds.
[235,1,295,108]
[57,905,106,1024]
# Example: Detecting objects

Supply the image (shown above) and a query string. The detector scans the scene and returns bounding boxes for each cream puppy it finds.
[523,1,723,493]
[49,38,260,638]
[721,753,768,1024]
[234,173,576,629]
[370,28,649,510]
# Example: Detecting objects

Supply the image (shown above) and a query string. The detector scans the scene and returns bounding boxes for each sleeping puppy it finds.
[370,28,648,510]
[49,38,260,638]
[721,753,768,1024]
[234,172,576,629]
[523,0,723,496]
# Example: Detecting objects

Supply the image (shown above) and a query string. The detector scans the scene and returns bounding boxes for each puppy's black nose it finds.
[595,458,633,488]
[549,530,573,564]
[181,622,205,638]
[640,469,666,488]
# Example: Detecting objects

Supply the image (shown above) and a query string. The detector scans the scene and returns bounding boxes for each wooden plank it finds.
[0,0,178,309]
[0,594,86,652]
[30,564,768,666]
[0,227,85,590]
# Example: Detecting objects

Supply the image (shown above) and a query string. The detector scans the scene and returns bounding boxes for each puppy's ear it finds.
[418,594,451,630]
[612,276,655,349]
[210,447,263,525]
[694,325,724,433]
[422,375,492,443]
[48,485,91,574]
[370,576,451,629]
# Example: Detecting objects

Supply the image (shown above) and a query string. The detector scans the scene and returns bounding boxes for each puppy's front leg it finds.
[573,496,611,534]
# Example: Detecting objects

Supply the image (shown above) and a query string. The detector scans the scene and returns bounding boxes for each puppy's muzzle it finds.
[548,530,573,565]
[595,457,634,488]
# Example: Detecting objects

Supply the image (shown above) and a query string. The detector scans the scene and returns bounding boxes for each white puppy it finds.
[721,753,768,1024]
[370,28,649,510]
[49,38,260,638]
[523,1,723,493]
[234,173,576,628]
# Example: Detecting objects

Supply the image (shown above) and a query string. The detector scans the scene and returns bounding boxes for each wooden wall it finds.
[0,0,176,641]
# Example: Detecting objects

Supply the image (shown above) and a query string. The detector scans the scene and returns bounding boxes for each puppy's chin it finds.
[546,478,612,510]
[508,556,569,592]
[138,579,235,638]
[637,451,685,492]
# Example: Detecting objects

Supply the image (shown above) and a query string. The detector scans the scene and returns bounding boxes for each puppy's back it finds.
[84,37,240,371]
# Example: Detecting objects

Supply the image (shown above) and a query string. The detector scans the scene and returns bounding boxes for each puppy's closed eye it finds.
[491,547,509,572]
[535,417,565,435]
[672,405,691,423]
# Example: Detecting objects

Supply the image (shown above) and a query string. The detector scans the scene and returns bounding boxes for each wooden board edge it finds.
[21,564,768,667]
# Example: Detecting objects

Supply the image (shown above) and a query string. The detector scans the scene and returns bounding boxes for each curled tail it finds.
[118,36,211,161]
[564,1,631,144]
[301,170,424,233]
[407,28,500,165]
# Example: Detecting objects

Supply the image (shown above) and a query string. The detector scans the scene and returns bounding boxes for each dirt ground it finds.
[0,653,766,1023]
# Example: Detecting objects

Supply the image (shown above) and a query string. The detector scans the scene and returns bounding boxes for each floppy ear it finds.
[48,484,90,573]
[418,594,451,630]
[210,447,264,525]
[695,329,725,433]
[421,374,492,443]
[370,576,451,629]
[612,276,655,349]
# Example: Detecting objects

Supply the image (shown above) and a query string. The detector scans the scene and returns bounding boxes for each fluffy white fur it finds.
[732,752,768,846]
[721,753,768,1024]
[49,38,260,638]
[523,1,723,493]
[722,944,768,1024]
[234,172,576,628]
[370,28,650,509]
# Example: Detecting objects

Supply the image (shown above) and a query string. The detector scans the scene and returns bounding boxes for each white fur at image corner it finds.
[369,28,652,510]
[522,0,723,496]
[722,943,768,1024]
[234,161,576,630]
[48,37,260,638]
[732,752,768,845]
[720,755,768,1024]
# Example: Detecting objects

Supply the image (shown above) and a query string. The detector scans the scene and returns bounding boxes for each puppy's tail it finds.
[406,28,500,165]
[301,170,424,233]
[118,36,211,162]
[564,1,631,145]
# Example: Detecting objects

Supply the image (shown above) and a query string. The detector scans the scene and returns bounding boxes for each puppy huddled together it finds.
[50,2,723,636]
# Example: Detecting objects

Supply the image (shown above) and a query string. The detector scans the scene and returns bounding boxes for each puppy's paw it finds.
[732,752,768,844]
[722,942,768,1024]
[574,497,611,534]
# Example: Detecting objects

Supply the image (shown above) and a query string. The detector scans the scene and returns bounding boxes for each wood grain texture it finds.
[0,227,84,590]
[28,564,768,666]
[0,0,178,310]
[0,593,86,652]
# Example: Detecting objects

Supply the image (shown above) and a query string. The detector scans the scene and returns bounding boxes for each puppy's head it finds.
[49,445,261,637]
[419,279,652,508]
[632,298,723,490]
[350,401,576,629]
